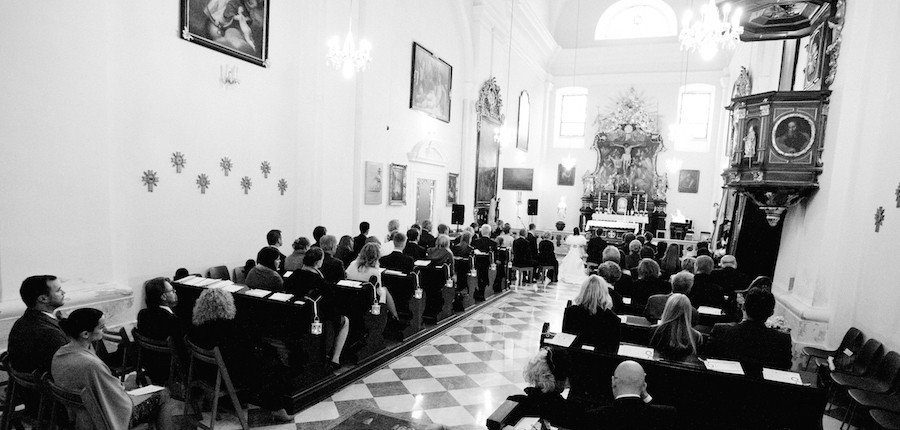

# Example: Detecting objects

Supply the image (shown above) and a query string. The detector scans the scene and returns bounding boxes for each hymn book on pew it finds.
[414,260,431,267]
[337,280,363,288]
[268,292,293,302]
[220,284,244,293]
[126,385,166,396]
[701,358,744,375]
[618,344,655,360]
[544,332,576,348]
[243,289,272,298]
[762,368,804,385]
[698,306,724,316]
[383,269,406,277]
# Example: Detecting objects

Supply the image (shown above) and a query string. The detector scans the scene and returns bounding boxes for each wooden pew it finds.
[453,256,476,311]
[415,264,456,323]
[332,280,387,362]
[382,270,425,340]
[510,333,827,430]
[473,252,496,301]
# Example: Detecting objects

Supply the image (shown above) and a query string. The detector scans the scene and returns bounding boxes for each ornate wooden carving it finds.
[475,77,505,131]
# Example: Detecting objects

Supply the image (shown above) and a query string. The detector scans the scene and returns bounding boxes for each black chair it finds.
[1,352,48,430]
[834,351,900,427]
[803,326,864,369]
[93,327,136,382]
[184,337,249,430]
[381,271,425,340]
[132,328,184,391]
[44,376,85,430]
[207,266,230,281]
[871,410,900,430]
[416,264,455,323]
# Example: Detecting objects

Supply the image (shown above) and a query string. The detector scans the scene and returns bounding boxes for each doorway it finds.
[415,179,435,225]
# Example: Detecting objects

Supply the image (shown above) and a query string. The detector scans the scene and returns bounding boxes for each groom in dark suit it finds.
[584,360,679,429]
[137,276,186,384]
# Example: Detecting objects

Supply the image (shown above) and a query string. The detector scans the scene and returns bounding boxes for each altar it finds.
[585,213,647,245]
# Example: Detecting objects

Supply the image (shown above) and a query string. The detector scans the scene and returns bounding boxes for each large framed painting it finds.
[410,42,452,123]
[181,0,270,67]
[389,163,407,205]
[364,162,383,205]
[475,119,501,205]
[516,91,530,151]
[502,168,534,191]
[447,173,459,205]
[558,164,575,186]
[678,169,700,194]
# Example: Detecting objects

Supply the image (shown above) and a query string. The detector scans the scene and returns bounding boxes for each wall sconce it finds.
[220,64,240,87]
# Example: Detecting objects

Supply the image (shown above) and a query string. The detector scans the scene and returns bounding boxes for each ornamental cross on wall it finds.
[895,182,900,208]
[875,206,885,233]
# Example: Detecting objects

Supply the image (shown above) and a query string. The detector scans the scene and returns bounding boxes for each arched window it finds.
[595,0,677,40]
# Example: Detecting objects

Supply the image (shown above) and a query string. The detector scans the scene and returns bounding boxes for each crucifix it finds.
[875,206,885,233]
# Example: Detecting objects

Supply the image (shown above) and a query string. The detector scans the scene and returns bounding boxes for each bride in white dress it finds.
[558,227,588,284]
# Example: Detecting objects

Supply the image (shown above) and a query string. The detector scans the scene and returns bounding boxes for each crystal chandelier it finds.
[679,0,743,60]
[327,0,371,79]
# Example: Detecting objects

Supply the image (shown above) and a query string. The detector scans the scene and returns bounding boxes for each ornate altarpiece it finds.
[473,77,505,224]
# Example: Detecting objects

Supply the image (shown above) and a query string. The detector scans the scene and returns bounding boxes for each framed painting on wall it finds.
[447,173,459,205]
[389,163,407,205]
[502,168,534,191]
[678,169,700,194]
[409,42,452,123]
[475,119,501,205]
[181,0,270,67]
[364,162,383,205]
[516,91,530,151]
[557,164,575,186]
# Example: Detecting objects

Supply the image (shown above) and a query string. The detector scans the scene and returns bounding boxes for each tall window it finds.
[554,87,588,148]
[595,0,677,40]
[675,84,715,152]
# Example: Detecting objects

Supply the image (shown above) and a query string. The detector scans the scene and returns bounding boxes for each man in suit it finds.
[419,220,436,249]
[319,235,347,283]
[8,275,69,414]
[403,228,427,261]
[136,276,186,385]
[472,224,498,299]
[689,256,727,308]
[583,360,678,430]
[710,254,753,293]
[512,228,536,282]
[602,246,635,300]
[266,229,287,272]
[704,288,793,369]
[526,223,539,258]
[536,233,558,284]
[380,231,415,273]
[353,221,369,257]
[586,228,608,265]
[645,271,699,324]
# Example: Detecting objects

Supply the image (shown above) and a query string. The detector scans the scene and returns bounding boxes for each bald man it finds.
[584,361,678,429]
[710,254,752,293]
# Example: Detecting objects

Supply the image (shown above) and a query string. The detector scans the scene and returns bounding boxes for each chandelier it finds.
[327,0,371,79]
[679,0,743,60]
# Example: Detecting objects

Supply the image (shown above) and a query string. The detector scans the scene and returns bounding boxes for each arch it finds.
[595,0,677,40]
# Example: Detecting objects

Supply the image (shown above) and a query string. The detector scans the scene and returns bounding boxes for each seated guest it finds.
[688,256,726,309]
[380,231,415,273]
[53,308,175,429]
[696,241,712,258]
[562,275,621,352]
[618,233,637,257]
[602,246,634,296]
[643,231,657,253]
[311,226,327,248]
[403,228,427,260]
[283,237,310,272]
[187,289,295,421]
[426,234,456,278]
[585,228,608,266]
[174,268,190,281]
[419,220,436,249]
[645,271,698,325]
[596,262,625,312]
[507,348,586,429]
[335,235,356,269]
[655,240,668,261]
[681,257,696,275]
[649,294,703,362]
[496,224,514,248]
[624,239,643,270]
[136,277,186,385]
[9,275,69,374]
[632,259,670,307]
[511,229,536,271]
[436,223,450,238]
[704,288,792,370]
[346,243,399,320]
[266,229,287,272]
[381,228,398,257]
[353,222,370,256]
[284,248,349,372]
[583,361,678,430]
[709,255,753,293]
[658,243,682,279]
[319,235,346,283]
[245,246,284,291]
[472,224,498,299]
[640,245,656,260]
[451,230,474,259]
[536,232,558,284]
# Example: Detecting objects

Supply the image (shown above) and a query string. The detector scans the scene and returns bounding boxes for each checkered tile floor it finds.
[169,279,848,429]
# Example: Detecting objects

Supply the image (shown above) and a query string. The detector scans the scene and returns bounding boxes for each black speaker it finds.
[527,199,538,216]
[451,204,465,225]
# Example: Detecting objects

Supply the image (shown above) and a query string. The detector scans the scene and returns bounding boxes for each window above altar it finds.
[595,0,677,41]
[674,83,715,152]
[554,87,588,149]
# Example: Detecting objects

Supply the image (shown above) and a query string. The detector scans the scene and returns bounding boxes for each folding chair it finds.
[183,337,249,430]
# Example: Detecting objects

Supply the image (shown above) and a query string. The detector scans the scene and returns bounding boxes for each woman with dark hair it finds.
[632,258,670,307]
[285,248,349,373]
[312,226,327,247]
[658,243,682,278]
[188,289,295,421]
[655,240,668,261]
[335,235,356,268]
[649,294,703,362]
[562,275,621,352]
[52,308,175,429]
[245,246,284,291]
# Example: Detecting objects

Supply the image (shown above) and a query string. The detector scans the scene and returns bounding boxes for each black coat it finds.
[709,267,753,293]
[512,237,535,267]
[631,277,671,307]
[380,250,415,273]
[562,306,621,353]
[136,306,187,384]
[403,242,427,261]
[536,240,557,266]
[507,387,589,430]
[419,231,436,249]
[585,237,608,264]
[704,320,793,370]
[321,252,346,284]
[352,233,367,255]
[583,397,679,430]
[689,273,726,308]
[8,309,68,373]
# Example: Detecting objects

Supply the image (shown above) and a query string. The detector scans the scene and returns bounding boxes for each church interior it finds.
[2,0,900,429]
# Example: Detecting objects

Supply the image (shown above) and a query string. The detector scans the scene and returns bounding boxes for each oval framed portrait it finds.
[771,113,816,157]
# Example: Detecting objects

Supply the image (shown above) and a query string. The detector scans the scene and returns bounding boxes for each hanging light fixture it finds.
[679,0,743,61]
[327,0,371,79]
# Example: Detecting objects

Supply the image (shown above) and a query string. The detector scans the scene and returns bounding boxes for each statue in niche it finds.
[743,125,758,159]
[654,174,668,201]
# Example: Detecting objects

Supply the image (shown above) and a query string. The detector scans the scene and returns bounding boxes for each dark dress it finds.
[561,305,621,352]
[335,247,356,270]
